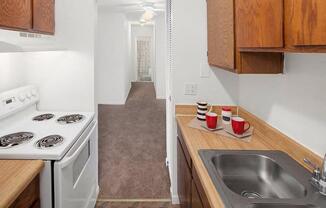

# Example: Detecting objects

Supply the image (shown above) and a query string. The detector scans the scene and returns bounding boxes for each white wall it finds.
[239,54,326,157]
[95,10,131,105]
[169,0,239,203]
[172,0,238,105]
[155,14,167,99]
[130,25,154,82]
[0,0,97,112]
[0,53,27,92]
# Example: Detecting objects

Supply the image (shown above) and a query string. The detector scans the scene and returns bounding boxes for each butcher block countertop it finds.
[176,105,323,208]
[0,160,43,208]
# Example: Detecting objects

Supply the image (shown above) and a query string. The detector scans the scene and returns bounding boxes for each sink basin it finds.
[250,204,318,208]
[199,150,326,208]
[212,154,307,199]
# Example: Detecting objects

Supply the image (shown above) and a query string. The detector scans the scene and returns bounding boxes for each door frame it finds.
[135,35,154,82]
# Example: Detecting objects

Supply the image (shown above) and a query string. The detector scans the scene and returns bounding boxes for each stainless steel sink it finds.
[213,154,307,199]
[250,204,318,208]
[199,150,326,208]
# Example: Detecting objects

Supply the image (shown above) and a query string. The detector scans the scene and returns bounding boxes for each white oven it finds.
[0,86,99,208]
[54,120,98,208]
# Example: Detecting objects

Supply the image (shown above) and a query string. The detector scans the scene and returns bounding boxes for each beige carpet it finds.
[98,82,170,200]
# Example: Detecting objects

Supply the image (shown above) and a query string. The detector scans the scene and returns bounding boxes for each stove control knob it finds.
[26,92,32,99]
[31,89,37,97]
[19,94,26,102]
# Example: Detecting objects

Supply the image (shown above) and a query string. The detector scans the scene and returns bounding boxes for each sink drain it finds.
[241,191,263,199]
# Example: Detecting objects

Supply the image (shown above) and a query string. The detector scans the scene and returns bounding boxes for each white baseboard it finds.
[156,95,166,100]
[170,186,179,204]
[171,194,179,204]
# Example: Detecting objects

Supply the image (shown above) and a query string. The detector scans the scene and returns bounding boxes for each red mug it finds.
[231,117,250,135]
[206,112,218,129]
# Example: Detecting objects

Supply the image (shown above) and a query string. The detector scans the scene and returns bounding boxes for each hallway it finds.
[97,82,172,207]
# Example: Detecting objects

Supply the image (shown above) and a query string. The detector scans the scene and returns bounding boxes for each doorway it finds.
[95,0,172,207]
[137,36,152,81]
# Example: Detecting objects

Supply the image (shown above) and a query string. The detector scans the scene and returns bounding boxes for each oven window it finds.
[73,140,90,185]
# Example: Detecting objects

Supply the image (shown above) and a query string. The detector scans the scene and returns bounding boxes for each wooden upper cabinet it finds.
[236,0,283,48]
[285,0,326,47]
[207,0,235,70]
[0,0,54,34]
[0,0,32,30]
[33,0,55,34]
[207,0,283,74]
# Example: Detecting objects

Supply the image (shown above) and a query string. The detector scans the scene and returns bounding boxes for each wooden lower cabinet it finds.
[178,138,192,208]
[30,200,40,208]
[10,176,40,208]
[178,133,211,208]
[192,181,204,208]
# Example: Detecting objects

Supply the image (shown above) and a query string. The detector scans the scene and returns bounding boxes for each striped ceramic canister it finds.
[197,101,208,121]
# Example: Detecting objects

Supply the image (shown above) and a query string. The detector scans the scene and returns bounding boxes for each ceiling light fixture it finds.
[142,10,154,21]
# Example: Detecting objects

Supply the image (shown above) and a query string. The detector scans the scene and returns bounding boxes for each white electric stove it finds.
[0,86,99,208]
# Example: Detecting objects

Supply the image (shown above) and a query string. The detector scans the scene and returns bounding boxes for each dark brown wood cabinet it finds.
[10,176,40,208]
[0,0,32,30]
[0,0,55,34]
[177,128,212,208]
[207,0,283,74]
[33,0,55,34]
[191,181,204,208]
[177,137,192,208]
[236,0,283,48]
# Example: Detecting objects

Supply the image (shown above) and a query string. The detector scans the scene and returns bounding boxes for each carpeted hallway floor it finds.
[97,82,172,207]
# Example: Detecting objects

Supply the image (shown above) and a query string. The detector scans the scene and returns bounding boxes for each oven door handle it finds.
[59,122,96,168]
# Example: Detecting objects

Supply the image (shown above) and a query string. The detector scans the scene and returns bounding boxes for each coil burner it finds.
[35,135,64,149]
[57,114,84,124]
[0,132,34,148]
[33,114,55,121]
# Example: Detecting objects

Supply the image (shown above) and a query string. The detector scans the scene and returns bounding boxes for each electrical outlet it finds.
[185,83,198,95]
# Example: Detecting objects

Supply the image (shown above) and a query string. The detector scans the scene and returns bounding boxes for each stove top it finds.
[0,86,96,160]
[35,135,64,149]
[57,114,84,124]
[33,113,55,121]
[0,110,95,160]
[0,132,34,149]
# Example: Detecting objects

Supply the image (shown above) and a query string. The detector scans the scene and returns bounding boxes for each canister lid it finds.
[222,107,232,111]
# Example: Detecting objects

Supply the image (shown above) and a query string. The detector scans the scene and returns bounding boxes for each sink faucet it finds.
[304,155,326,196]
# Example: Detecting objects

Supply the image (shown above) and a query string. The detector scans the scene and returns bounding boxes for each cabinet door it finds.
[236,0,283,48]
[177,139,192,208]
[33,0,55,34]
[0,0,32,30]
[285,0,326,46]
[9,176,39,208]
[207,0,235,70]
[31,200,40,208]
[192,181,204,208]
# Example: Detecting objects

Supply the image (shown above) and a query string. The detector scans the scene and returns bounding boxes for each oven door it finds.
[53,120,98,208]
